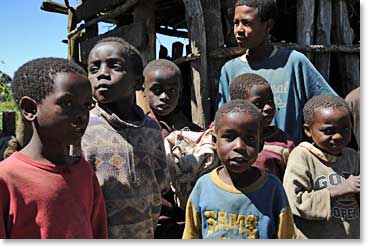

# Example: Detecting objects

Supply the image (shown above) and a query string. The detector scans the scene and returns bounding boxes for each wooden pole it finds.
[134,1,156,114]
[201,0,225,121]
[315,0,332,81]
[332,0,360,96]
[134,1,156,65]
[297,0,315,61]
[183,0,209,128]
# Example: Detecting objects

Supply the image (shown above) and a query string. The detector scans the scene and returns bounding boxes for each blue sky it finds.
[0,0,188,78]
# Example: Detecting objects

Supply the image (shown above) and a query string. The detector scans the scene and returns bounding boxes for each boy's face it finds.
[35,72,93,145]
[304,106,352,155]
[214,111,262,174]
[246,85,275,127]
[144,69,181,116]
[87,41,137,104]
[233,5,270,50]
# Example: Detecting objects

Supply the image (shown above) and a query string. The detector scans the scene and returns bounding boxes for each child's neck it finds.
[263,125,277,138]
[247,41,273,62]
[101,98,141,122]
[218,166,261,189]
[20,134,72,166]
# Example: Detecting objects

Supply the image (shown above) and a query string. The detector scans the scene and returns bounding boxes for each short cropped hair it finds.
[230,73,271,100]
[90,37,143,76]
[214,99,263,132]
[235,0,278,22]
[303,94,351,126]
[143,59,182,83]
[12,57,86,104]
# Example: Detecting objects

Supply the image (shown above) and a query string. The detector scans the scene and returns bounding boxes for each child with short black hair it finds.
[216,0,337,144]
[82,37,170,239]
[144,59,202,139]
[183,99,295,239]
[0,57,108,239]
[283,94,360,239]
[229,73,294,181]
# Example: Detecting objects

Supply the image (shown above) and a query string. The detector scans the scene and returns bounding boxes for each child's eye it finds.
[169,88,177,94]
[323,129,334,135]
[111,63,123,70]
[152,88,162,95]
[240,19,250,26]
[253,102,263,109]
[223,135,235,142]
[60,100,73,108]
[88,65,99,74]
[247,136,256,143]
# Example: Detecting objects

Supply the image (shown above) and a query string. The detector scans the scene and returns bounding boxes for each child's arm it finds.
[152,128,171,194]
[328,175,360,198]
[277,206,296,239]
[182,198,202,239]
[283,147,331,220]
[90,172,108,239]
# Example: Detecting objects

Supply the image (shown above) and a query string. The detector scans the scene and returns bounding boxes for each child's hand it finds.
[329,175,360,198]
[343,175,360,194]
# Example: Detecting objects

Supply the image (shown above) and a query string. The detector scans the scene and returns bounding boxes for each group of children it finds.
[0,0,359,240]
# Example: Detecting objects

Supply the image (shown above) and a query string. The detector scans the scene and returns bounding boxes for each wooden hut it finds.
[40,0,360,129]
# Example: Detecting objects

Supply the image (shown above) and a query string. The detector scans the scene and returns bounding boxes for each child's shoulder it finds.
[143,113,162,130]
[264,127,294,146]
[341,146,359,156]
[223,56,244,68]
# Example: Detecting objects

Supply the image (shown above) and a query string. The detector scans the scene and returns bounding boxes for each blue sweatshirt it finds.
[216,48,337,143]
[182,167,296,239]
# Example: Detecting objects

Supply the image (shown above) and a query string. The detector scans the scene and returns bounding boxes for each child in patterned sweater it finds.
[82,37,170,238]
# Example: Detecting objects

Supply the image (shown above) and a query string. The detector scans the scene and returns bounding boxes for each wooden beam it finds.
[79,21,146,65]
[74,0,133,23]
[156,27,188,38]
[183,0,209,128]
[297,0,315,60]
[40,0,68,15]
[332,0,360,95]
[201,0,225,122]
[173,53,200,65]
[68,0,139,39]
[315,0,332,81]
[134,1,156,113]
[209,43,360,59]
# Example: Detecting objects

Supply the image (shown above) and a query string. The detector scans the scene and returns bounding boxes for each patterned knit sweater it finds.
[81,104,170,239]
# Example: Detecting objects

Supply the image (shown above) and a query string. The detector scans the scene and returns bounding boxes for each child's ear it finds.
[135,75,145,91]
[18,96,38,122]
[265,19,275,34]
[303,123,312,138]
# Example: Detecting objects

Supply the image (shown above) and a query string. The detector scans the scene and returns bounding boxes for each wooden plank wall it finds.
[296,0,359,96]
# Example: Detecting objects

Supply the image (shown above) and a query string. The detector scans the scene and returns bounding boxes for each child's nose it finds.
[97,64,110,79]
[263,104,273,113]
[159,92,169,101]
[234,137,246,149]
[332,132,344,141]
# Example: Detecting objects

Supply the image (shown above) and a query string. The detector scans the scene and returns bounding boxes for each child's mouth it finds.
[95,83,111,91]
[229,157,248,164]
